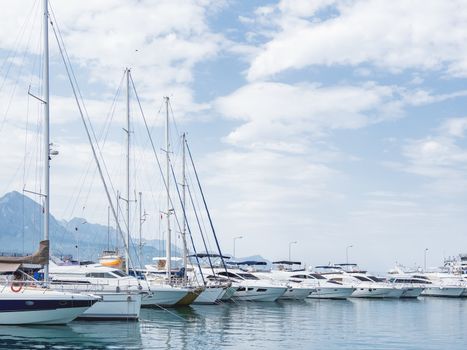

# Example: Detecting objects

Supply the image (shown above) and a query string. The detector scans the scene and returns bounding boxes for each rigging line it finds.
[186,166,213,252]
[0,3,41,134]
[49,6,119,199]
[130,75,199,271]
[185,138,228,273]
[187,182,216,276]
[49,18,136,271]
[169,160,205,284]
[129,78,185,230]
[0,0,38,93]
[62,72,125,221]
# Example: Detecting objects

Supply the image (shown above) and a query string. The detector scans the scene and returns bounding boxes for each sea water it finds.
[0,298,465,349]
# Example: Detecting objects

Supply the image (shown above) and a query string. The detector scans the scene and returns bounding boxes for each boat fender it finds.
[11,281,23,293]
[116,286,121,293]
[138,284,143,290]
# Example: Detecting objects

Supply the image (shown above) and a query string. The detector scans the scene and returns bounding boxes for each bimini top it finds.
[188,253,231,259]
[227,260,267,266]
[273,260,301,265]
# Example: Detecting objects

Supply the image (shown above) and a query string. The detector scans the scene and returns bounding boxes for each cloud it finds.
[247,0,467,80]
[214,81,403,151]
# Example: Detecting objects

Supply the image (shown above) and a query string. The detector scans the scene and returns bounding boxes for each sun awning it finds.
[0,262,21,273]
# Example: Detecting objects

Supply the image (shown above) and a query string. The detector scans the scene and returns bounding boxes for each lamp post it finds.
[233,236,243,258]
[424,248,429,272]
[288,241,298,261]
[346,245,353,264]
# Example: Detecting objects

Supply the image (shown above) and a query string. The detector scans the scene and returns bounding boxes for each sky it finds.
[1,0,467,272]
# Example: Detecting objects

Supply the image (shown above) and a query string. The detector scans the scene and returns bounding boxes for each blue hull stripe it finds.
[0,299,95,312]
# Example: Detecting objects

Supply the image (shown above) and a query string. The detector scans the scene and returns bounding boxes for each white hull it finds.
[193,287,225,304]
[142,288,188,307]
[0,306,91,325]
[351,287,402,298]
[279,287,313,300]
[232,286,286,302]
[401,287,424,298]
[0,288,96,325]
[220,286,237,301]
[307,286,355,299]
[78,292,141,320]
[421,287,464,297]
[461,288,467,297]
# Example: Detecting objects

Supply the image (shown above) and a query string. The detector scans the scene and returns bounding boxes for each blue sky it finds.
[1,0,467,271]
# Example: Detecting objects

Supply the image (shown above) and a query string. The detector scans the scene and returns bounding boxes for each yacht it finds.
[317,264,404,298]
[0,255,98,324]
[388,265,464,297]
[214,267,286,302]
[385,276,425,298]
[48,261,142,320]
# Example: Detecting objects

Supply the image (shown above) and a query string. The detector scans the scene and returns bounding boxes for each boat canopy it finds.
[272,260,301,265]
[188,253,231,259]
[227,260,267,266]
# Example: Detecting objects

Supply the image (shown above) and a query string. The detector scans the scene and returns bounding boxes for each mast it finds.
[125,68,130,274]
[181,133,188,277]
[42,0,50,282]
[139,191,143,263]
[165,96,171,281]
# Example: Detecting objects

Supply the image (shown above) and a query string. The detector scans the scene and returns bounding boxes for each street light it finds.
[288,241,298,261]
[346,245,353,264]
[233,236,243,258]
[424,248,429,272]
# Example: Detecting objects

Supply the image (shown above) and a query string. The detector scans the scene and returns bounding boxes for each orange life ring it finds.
[10,281,23,293]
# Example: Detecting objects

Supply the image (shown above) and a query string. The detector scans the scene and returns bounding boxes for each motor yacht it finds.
[214,268,286,302]
[317,264,404,298]
[48,261,142,320]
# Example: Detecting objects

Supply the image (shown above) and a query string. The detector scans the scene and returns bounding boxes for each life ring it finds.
[10,281,23,293]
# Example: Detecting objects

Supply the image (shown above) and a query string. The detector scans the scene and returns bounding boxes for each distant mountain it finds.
[0,191,179,265]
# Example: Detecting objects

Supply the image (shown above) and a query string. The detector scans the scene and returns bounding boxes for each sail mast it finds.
[165,96,171,281]
[125,68,130,274]
[181,133,188,277]
[42,0,50,282]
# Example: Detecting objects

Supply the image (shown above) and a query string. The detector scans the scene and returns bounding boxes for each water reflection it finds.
[0,298,466,349]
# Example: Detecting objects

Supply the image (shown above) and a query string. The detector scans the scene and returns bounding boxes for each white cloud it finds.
[247,0,467,80]
[214,81,402,150]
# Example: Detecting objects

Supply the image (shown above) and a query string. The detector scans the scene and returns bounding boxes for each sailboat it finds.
[0,0,99,324]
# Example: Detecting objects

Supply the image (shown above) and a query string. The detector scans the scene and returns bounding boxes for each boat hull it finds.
[279,287,313,300]
[175,287,204,306]
[401,287,424,298]
[77,292,141,320]
[142,288,188,307]
[307,286,355,299]
[351,287,401,298]
[0,289,96,325]
[193,287,225,304]
[232,286,286,302]
[219,286,237,301]
[421,287,464,297]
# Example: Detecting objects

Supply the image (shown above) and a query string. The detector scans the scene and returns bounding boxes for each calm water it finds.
[0,298,466,349]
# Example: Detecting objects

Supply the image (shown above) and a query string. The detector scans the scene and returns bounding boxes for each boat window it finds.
[257,288,267,292]
[291,274,309,279]
[237,273,259,280]
[218,271,241,280]
[353,276,372,282]
[309,273,326,280]
[85,272,116,279]
[111,270,127,277]
[236,287,246,292]
[367,276,384,282]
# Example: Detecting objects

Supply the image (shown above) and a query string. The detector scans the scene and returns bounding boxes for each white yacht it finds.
[388,265,464,297]
[317,264,404,298]
[415,273,464,297]
[48,261,142,320]
[253,261,318,300]
[385,276,425,298]
[214,268,286,302]
[0,285,98,325]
